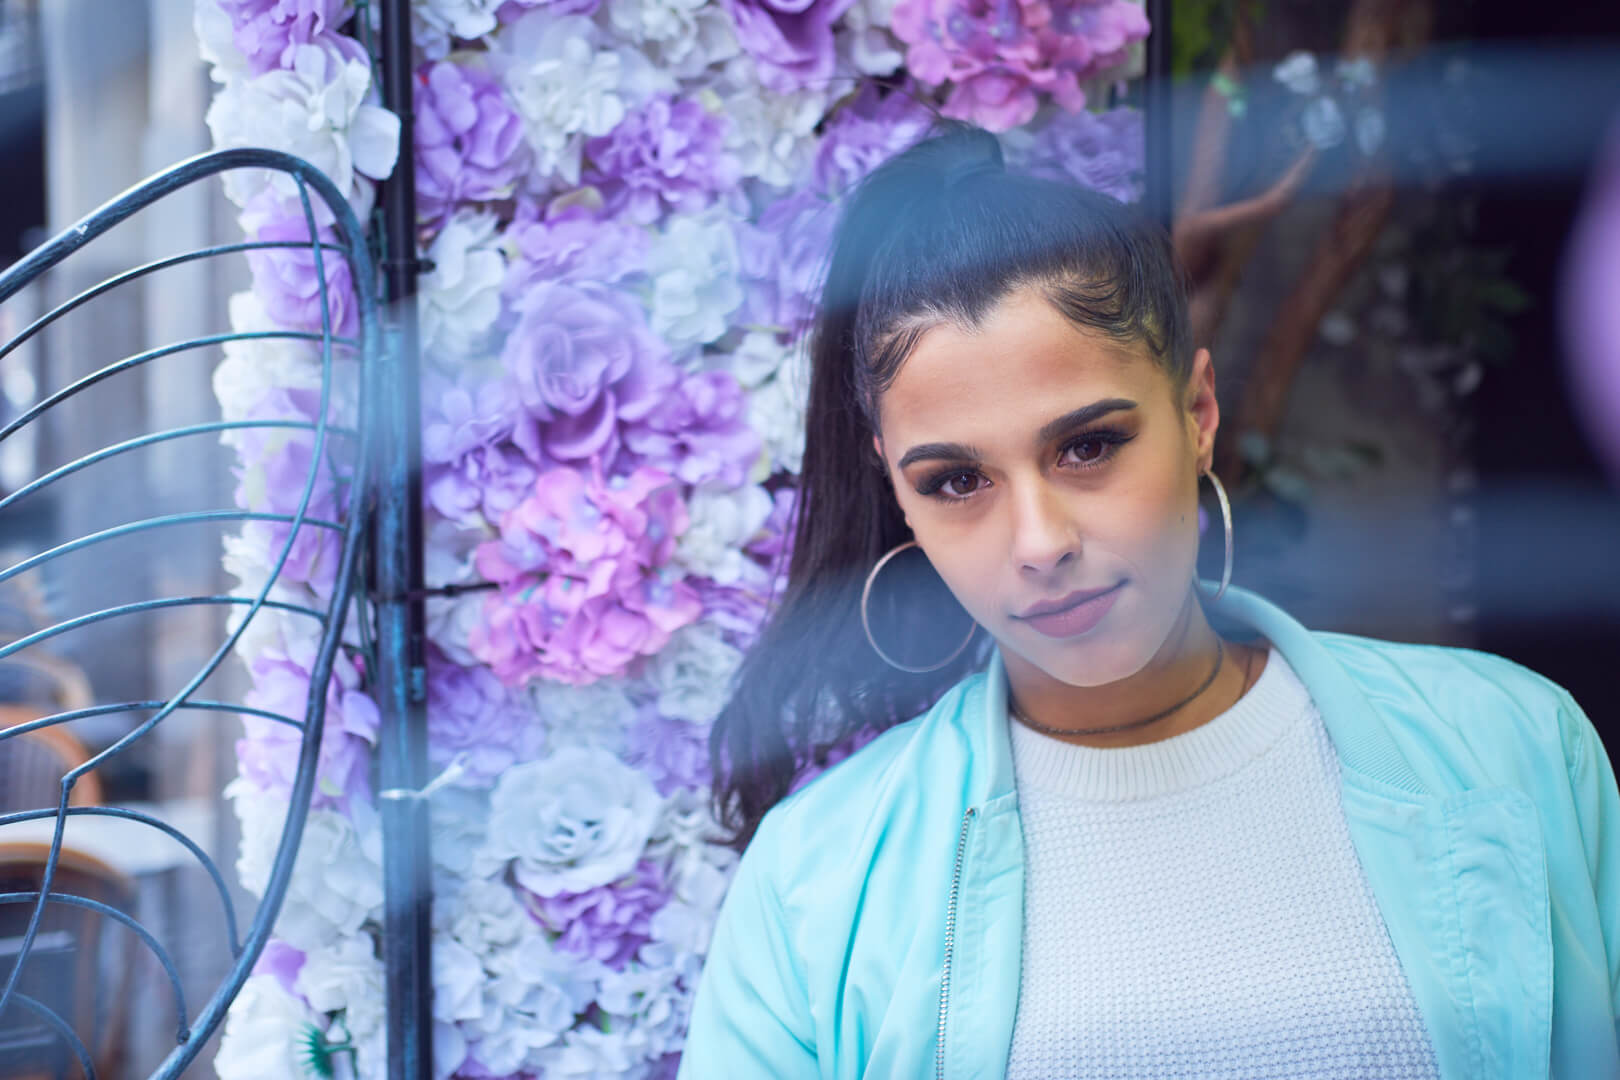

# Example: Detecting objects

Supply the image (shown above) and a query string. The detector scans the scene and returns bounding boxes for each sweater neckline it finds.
[1007,647,1313,801]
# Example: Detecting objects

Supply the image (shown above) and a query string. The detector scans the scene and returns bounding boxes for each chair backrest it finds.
[0,707,102,812]
[0,843,137,1080]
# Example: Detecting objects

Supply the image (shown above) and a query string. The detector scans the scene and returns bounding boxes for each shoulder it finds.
[1311,631,1591,784]
[747,670,987,884]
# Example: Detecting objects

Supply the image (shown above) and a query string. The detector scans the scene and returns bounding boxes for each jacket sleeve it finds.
[678,811,819,1078]
[1556,687,1620,1029]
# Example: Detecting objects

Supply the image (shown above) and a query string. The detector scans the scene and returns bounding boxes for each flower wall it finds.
[197,0,1148,1075]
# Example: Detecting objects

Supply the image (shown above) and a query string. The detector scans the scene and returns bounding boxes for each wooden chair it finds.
[0,843,138,1080]
[1,648,101,813]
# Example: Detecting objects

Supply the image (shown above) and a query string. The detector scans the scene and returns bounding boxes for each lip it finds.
[1014,583,1124,639]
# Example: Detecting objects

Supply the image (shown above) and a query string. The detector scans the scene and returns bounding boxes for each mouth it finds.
[1013,582,1125,639]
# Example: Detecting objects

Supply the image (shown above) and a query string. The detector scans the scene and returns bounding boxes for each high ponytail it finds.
[710,115,1192,850]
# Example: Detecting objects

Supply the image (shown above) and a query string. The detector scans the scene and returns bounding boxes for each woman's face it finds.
[874,284,1219,689]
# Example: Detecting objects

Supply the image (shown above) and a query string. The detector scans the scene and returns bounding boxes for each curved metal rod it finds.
[0,510,344,589]
[0,890,189,1042]
[0,240,353,368]
[0,330,358,444]
[5,993,97,1080]
[0,700,301,741]
[0,420,360,516]
[0,806,242,957]
[0,146,378,304]
[0,595,328,665]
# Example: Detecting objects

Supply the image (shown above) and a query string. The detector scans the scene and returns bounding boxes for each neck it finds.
[1004,587,1247,748]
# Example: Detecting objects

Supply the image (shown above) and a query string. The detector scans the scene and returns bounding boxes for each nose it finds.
[1007,477,1079,576]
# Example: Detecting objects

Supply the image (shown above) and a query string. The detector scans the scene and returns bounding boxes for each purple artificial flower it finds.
[735,190,835,340]
[415,60,530,225]
[252,939,307,998]
[721,0,858,94]
[502,204,651,299]
[625,709,712,795]
[521,859,672,969]
[811,82,936,197]
[217,0,351,75]
[583,95,739,225]
[501,281,677,465]
[425,646,544,784]
[421,372,539,524]
[237,652,378,811]
[231,390,353,596]
[1011,105,1144,203]
[470,466,702,685]
[622,370,761,489]
[891,0,1150,131]
[243,200,360,341]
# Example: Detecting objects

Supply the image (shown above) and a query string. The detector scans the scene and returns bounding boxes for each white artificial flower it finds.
[835,0,905,78]
[440,876,531,955]
[432,933,487,1024]
[647,211,744,351]
[413,0,502,60]
[726,329,793,388]
[643,622,745,723]
[232,797,384,950]
[205,36,400,212]
[420,210,507,363]
[533,956,696,1075]
[529,678,638,755]
[195,0,249,81]
[434,1020,468,1080]
[425,589,487,668]
[494,11,672,187]
[1273,50,1320,95]
[430,785,491,879]
[645,788,737,957]
[464,931,602,1073]
[673,485,774,586]
[747,346,810,475]
[709,57,827,187]
[296,932,387,1054]
[606,0,739,80]
[474,747,662,895]
[214,974,318,1080]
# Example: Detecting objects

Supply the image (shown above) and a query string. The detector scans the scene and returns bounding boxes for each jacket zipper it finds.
[936,806,976,1080]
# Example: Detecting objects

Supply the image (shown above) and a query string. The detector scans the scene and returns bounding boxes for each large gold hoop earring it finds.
[860,540,978,673]
[1202,469,1234,602]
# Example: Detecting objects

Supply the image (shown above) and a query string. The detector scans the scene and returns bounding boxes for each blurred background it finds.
[0,0,1617,1074]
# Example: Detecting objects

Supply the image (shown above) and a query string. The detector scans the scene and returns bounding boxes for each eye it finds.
[1058,429,1132,470]
[918,468,988,501]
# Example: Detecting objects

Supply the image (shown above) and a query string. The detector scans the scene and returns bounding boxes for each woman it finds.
[679,121,1620,1079]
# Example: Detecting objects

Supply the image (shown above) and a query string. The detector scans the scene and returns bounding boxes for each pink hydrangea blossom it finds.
[470,466,701,685]
[891,0,1149,131]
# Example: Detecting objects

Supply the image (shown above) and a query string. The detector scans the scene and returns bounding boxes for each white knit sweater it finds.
[1005,649,1441,1079]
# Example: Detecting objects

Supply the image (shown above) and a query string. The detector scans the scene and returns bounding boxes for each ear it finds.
[1185,347,1220,474]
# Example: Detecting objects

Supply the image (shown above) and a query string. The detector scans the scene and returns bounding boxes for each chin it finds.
[1018,632,1154,690]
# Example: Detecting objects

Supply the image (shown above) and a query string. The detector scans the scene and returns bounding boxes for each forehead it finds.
[877,288,1166,440]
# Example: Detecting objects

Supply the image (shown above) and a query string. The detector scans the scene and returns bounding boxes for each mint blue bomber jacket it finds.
[678,585,1620,1080]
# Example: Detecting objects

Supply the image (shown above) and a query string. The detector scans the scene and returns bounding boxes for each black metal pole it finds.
[1144,0,1174,229]
[373,1,432,1077]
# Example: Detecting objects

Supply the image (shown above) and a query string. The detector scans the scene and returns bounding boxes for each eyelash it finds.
[917,429,1135,503]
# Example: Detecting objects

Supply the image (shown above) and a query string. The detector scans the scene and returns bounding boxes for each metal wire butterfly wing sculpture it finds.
[0,148,378,1078]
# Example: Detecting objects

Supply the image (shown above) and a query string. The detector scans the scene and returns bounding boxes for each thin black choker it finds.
[1010,638,1225,738]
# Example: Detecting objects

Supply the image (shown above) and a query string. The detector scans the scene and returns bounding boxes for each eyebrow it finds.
[895,398,1139,471]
